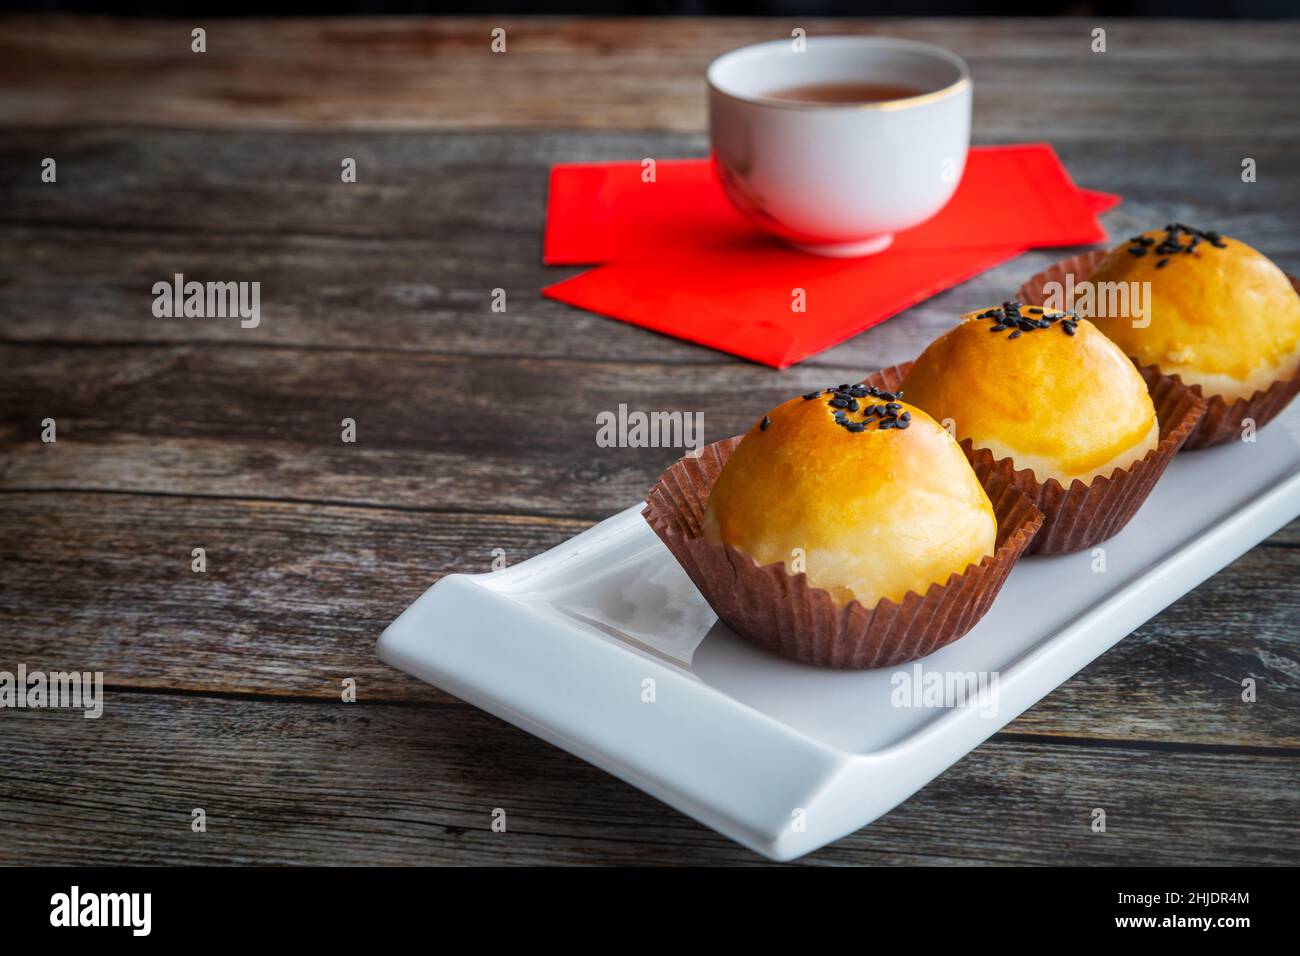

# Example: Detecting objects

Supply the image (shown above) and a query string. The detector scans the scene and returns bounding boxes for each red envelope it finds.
[542,144,1120,367]
[545,145,1111,264]
[1080,188,1121,215]
[546,239,1025,368]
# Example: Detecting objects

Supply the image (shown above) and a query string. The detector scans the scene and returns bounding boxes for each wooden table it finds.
[2,15,1297,866]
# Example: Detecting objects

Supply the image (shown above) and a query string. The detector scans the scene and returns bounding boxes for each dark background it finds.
[3,1,1297,19]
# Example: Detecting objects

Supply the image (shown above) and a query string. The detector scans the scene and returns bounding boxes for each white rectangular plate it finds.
[378,404,1300,860]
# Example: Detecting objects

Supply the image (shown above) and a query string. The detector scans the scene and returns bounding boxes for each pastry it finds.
[1087,226,1300,402]
[1082,224,1300,447]
[901,305,1158,486]
[900,305,1203,553]
[643,369,1043,669]
[702,384,996,608]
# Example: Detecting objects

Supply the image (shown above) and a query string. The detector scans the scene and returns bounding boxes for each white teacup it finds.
[707,36,972,257]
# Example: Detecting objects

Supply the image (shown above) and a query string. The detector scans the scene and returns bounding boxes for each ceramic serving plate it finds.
[377,402,1300,861]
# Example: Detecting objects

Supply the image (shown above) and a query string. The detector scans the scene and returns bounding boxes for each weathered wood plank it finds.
[5,344,1299,518]
[4,129,1297,247]
[1,129,1295,371]
[2,17,1298,140]
[0,14,1296,866]
[0,492,586,704]
[0,344,866,514]
[0,692,1295,865]
[1,493,1296,747]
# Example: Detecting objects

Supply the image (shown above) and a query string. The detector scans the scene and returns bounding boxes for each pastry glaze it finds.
[703,394,995,609]
[1087,230,1300,401]
[902,310,1159,486]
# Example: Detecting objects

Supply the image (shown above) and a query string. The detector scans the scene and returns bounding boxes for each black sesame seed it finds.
[899,411,912,422]
[877,419,896,430]
[830,397,849,408]
[1063,324,1076,336]
[760,416,771,431]
[896,419,910,429]
[989,324,1007,332]
[1156,258,1170,268]
[846,422,865,433]
[802,391,819,400]
[1008,330,1023,339]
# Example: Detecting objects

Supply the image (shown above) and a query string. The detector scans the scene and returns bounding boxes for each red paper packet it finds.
[546,241,1025,368]
[545,145,1111,264]
[542,144,1119,367]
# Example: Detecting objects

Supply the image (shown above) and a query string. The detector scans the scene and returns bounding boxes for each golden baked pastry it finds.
[1086,225,1300,401]
[901,305,1159,486]
[702,385,996,609]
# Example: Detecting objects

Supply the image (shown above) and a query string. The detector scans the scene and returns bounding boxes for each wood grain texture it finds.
[1,492,1297,747]
[0,128,1297,371]
[1,15,1298,866]
[2,16,1299,140]
[0,344,779,515]
[5,341,1300,520]
[1,693,1295,866]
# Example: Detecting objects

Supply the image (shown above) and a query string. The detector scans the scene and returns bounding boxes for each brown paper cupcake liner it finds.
[642,372,1044,670]
[1017,251,1300,451]
[868,360,1204,555]
[1014,250,1107,314]
[1138,362,1300,450]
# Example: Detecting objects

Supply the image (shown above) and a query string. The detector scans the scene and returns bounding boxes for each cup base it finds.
[791,234,895,258]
